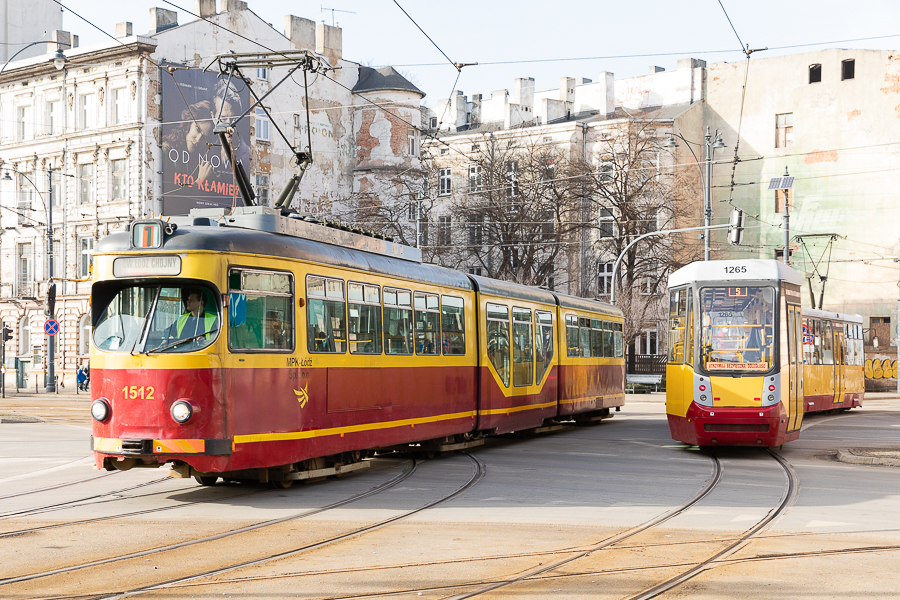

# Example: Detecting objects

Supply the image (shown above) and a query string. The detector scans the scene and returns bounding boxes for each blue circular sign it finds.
[44,319,59,336]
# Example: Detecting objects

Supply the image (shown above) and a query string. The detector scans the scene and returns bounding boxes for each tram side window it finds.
[604,321,616,358]
[614,322,624,358]
[668,288,687,363]
[534,310,554,381]
[384,288,414,354]
[441,295,466,355]
[229,270,293,351]
[306,276,346,353]
[566,314,580,357]
[590,319,604,358]
[487,303,511,386]
[512,307,534,386]
[348,282,382,354]
[414,292,440,355]
[852,324,864,366]
[822,321,834,365]
[579,317,591,357]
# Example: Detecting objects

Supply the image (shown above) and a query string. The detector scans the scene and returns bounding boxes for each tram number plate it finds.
[122,385,155,400]
[724,266,747,274]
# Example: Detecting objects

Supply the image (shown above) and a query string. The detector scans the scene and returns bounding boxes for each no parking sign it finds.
[44,319,59,336]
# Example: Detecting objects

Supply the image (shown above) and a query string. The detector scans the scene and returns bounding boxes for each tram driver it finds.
[167,288,219,348]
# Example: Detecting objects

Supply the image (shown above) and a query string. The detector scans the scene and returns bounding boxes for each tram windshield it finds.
[93,284,220,353]
[699,286,775,372]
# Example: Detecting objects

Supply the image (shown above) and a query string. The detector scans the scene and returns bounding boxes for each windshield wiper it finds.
[147,332,213,354]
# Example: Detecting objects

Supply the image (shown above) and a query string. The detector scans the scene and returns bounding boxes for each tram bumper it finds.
[670,401,790,447]
[92,436,233,471]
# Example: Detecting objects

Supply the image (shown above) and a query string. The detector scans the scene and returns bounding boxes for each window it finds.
[408,128,418,156]
[441,295,465,355]
[50,170,63,207]
[414,292,440,355]
[599,207,615,238]
[439,168,452,196]
[534,311,554,381]
[47,100,61,135]
[79,94,95,130]
[775,113,793,149]
[809,64,822,84]
[17,173,32,226]
[591,319,604,358]
[598,262,613,296]
[225,271,293,351]
[579,317,591,358]
[467,215,484,246]
[383,287,413,354]
[17,243,33,296]
[17,105,31,141]
[257,65,269,80]
[468,267,483,276]
[79,314,91,356]
[18,316,29,356]
[255,108,270,142]
[110,159,127,200]
[634,329,659,355]
[78,237,94,278]
[668,288,688,363]
[437,215,451,246]
[348,282,382,354]
[699,286,775,372]
[841,59,855,80]
[408,198,420,221]
[505,161,518,200]
[512,308,533,386]
[79,164,94,204]
[468,165,483,192]
[565,314,580,357]
[255,174,269,206]
[642,261,658,295]
[775,188,793,213]
[614,322,624,358]
[429,117,438,128]
[486,303,510,386]
[306,276,346,353]
[112,88,127,124]
[599,160,614,182]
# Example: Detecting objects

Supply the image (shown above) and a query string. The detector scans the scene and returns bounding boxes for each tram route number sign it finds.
[44,319,59,336]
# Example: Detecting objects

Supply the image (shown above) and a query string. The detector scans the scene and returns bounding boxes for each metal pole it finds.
[45,167,55,393]
[783,175,791,266]
[610,223,732,304]
[895,243,900,394]
[704,127,712,261]
[1,321,5,399]
[415,197,422,249]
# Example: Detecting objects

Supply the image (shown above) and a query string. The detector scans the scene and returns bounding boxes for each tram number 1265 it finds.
[724,266,748,274]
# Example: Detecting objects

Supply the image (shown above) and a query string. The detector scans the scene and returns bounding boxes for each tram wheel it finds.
[194,475,218,486]
[275,479,294,489]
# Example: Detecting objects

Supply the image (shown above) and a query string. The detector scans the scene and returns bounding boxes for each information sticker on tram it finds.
[133,222,162,248]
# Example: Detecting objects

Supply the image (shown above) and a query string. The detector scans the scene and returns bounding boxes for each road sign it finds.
[44,319,59,336]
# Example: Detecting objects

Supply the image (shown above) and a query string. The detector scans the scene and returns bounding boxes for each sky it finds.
[58,0,900,106]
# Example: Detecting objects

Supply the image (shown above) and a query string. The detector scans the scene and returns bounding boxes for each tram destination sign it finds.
[707,362,769,371]
[113,256,182,278]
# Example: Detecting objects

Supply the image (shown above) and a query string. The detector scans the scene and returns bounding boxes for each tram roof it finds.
[801,307,864,324]
[97,226,474,290]
[668,259,803,288]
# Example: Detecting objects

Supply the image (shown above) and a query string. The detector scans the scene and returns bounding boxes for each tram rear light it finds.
[768,385,776,392]
[171,400,195,424]
[699,385,706,392]
[91,399,111,422]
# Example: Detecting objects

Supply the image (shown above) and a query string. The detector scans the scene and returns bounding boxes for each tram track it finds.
[13,452,486,600]
[0,456,421,588]
[0,471,120,501]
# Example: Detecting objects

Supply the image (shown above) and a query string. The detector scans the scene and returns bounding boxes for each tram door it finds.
[786,303,804,432]
[833,328,845,406]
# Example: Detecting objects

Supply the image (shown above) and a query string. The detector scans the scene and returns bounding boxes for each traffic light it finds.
[728,208,745,246]
[47,282,56,316]
[1,323,11,343]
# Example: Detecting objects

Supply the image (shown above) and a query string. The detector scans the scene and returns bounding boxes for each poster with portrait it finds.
[161,67,252,215]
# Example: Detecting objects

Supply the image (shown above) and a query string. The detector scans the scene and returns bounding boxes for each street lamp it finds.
[665,126,727,261]
[0,40,70,78]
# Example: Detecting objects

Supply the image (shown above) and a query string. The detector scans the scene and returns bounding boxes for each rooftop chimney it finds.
[220,0,247,12]
[195,0,216,18]
[149,8,178,34]
[284,15,315,50]
[115,22,133,38]
[50,30,73,49]
[316,22,342,64]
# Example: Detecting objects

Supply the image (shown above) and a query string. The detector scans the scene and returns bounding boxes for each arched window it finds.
[79,314,91,356]
[18,315,30,356]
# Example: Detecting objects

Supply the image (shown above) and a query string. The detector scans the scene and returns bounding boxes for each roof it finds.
[802,307,863,324]
[668,259,804,288]
[353,66,424,97]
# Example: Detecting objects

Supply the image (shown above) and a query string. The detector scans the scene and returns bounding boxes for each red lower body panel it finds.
[803,393,863,413]
[667,401,798,447]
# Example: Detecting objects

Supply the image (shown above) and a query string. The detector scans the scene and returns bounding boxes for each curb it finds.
[836,448,900,467]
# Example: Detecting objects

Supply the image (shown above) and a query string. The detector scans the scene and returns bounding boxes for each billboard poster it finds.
[161,68,252,215]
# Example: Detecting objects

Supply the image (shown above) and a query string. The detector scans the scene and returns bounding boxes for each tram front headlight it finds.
[171,401,193,424]
[91,399,110,422]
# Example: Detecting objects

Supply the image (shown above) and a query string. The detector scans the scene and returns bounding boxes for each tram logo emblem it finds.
[293,384,309,408]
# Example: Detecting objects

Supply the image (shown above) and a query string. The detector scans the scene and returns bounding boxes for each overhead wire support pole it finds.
[610,223,732,305]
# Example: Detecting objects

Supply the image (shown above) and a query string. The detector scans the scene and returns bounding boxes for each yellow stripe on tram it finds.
[234,410,477,444]
[477,401,557,416]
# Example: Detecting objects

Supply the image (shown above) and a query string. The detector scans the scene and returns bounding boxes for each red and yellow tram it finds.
[90,208,625,485]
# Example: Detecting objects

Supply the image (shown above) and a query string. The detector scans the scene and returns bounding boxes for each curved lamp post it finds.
[664,127,726,261]
[0,41,70,78]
